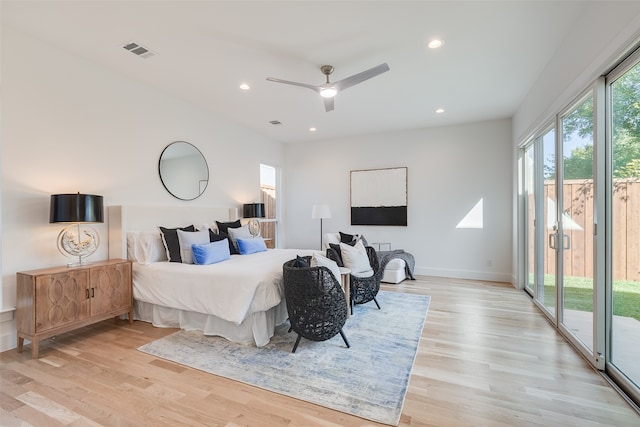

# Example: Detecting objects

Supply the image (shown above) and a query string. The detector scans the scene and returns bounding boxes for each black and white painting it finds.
[350,167,407,226]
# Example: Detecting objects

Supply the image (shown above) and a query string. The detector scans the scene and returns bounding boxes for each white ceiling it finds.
[2,1,589,143]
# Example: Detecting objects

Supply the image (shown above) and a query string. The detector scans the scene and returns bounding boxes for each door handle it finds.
[563,234,571,250]
[548,233,557,250]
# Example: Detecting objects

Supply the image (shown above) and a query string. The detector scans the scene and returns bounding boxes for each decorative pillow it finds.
[227,224,253,252]
[208,229,227,242]
[329,242,344,255]
[159,225,195,262]
[293,255,310,268]
[339,231,357,243]
[126,231,168,265]
[339,231,368,247]
[322,232,341,251]
[215,219,241,235]
[177,229,210,264]
[192,239,231,265]
[311,251,341,283]
[236,237,267,255]
[339,240,373,278]
[218,231,240,255]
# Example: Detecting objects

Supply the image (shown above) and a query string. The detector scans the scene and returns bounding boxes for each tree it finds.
[557,62,640,180]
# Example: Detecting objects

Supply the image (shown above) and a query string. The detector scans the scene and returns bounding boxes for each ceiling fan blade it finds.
[266,77,320,92]
[323,97,334,112]
[333,63,390,92]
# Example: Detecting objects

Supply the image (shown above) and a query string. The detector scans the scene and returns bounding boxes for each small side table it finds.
[338,267,351,318]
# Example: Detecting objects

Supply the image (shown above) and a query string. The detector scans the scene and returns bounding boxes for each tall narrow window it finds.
[260,164,277,248]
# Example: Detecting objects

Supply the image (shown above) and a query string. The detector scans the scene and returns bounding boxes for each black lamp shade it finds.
[243,203,265,218]
[50,193,104,223]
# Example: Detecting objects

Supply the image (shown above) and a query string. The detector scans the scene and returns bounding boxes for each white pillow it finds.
[311,251,341,283]
[177,229,210,264]
[227,224,254,252]
[126,231,168,265]
[322,232,340,251]
[339,240,374,278]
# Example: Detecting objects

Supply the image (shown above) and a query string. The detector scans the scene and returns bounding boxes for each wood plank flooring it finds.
[1,276,639,426]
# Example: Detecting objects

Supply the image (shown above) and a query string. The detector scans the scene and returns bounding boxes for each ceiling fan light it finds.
[320,87,337,98]
[427,39,444,49]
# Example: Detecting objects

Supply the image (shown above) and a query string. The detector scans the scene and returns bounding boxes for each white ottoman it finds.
[381,258,407,284]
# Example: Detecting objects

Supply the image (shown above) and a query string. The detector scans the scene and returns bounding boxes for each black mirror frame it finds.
[158,141,209,201]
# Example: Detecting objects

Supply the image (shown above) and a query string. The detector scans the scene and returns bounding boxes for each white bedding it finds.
[108,205,314,347]
[133,248,312,326]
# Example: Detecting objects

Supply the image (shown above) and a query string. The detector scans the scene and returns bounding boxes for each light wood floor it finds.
[1,276,639,426]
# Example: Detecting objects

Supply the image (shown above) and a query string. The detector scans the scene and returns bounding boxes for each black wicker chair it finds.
[282,257,350,353]
[326,245,382,313]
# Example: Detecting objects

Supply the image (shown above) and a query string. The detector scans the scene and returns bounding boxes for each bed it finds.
[108,205,311,347]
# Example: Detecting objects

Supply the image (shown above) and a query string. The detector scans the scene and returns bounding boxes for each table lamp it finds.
[50,193,104,266]
[243,203,265,237]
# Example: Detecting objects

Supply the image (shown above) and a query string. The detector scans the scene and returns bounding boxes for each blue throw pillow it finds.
[192,239,231,265]
[236,238,267,255]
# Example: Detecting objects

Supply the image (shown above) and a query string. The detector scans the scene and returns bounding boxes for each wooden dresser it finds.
[16,258,133,358]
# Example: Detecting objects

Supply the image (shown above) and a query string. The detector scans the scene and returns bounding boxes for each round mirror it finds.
[158,141,209,200]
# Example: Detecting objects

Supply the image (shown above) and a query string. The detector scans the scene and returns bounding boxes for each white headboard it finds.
[108,205,234,259]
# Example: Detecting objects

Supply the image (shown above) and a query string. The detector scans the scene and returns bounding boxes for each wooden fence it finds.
[529,179,640,281]
[260,185,276,248]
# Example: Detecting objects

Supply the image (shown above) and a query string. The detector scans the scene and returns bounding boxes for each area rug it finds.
[138,290,430,426]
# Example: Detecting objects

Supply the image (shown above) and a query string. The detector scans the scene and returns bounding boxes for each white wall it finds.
[284,119,513,283]
[0,27,285,351]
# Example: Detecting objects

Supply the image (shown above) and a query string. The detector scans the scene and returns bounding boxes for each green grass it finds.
[535,275,640,321]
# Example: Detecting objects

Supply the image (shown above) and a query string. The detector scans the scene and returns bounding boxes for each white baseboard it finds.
[0,308,17,352]
[414,267,514,285]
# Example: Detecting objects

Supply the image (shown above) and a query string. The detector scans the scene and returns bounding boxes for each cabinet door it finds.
[34,270,90,332]
[90,262,132,317]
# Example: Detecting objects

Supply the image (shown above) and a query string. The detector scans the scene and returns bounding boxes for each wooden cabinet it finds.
[16,259,133,358]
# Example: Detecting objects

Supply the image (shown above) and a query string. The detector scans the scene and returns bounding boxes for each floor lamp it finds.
[312,204,331,250]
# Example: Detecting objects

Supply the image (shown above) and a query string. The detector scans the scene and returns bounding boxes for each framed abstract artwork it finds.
[350,167,407,226]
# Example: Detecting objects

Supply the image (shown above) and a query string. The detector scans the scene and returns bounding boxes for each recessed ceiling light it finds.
[309,127,317,132]
[435,108,445,114]
[239,83,250,90]
[427,39,444,49]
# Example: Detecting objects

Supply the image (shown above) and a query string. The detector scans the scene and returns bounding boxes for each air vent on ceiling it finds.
[123,41,155,59]
[269,120,282,125]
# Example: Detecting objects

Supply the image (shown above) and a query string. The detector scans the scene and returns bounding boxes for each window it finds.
[260,164,278,248]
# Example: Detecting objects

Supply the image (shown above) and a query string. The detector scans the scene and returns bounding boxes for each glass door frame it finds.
[555,84,606,370]
[520,86,606,369]
[520,124,557,322]
[604,47,640,404]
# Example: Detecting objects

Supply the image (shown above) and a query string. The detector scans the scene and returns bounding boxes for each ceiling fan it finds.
[266,63,390,112]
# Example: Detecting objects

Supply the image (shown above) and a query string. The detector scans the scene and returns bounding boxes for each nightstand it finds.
[16,259,133,358]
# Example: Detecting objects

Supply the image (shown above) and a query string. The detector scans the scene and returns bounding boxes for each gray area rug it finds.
[138,290,430,426]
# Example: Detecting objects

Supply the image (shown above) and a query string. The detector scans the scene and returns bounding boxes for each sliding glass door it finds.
[558,94,596,355]
[607,52,640,398]
[524,128,557,320]
[521,47,640,406]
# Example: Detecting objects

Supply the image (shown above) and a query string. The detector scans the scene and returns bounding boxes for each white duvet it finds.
[132,248,312,325]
